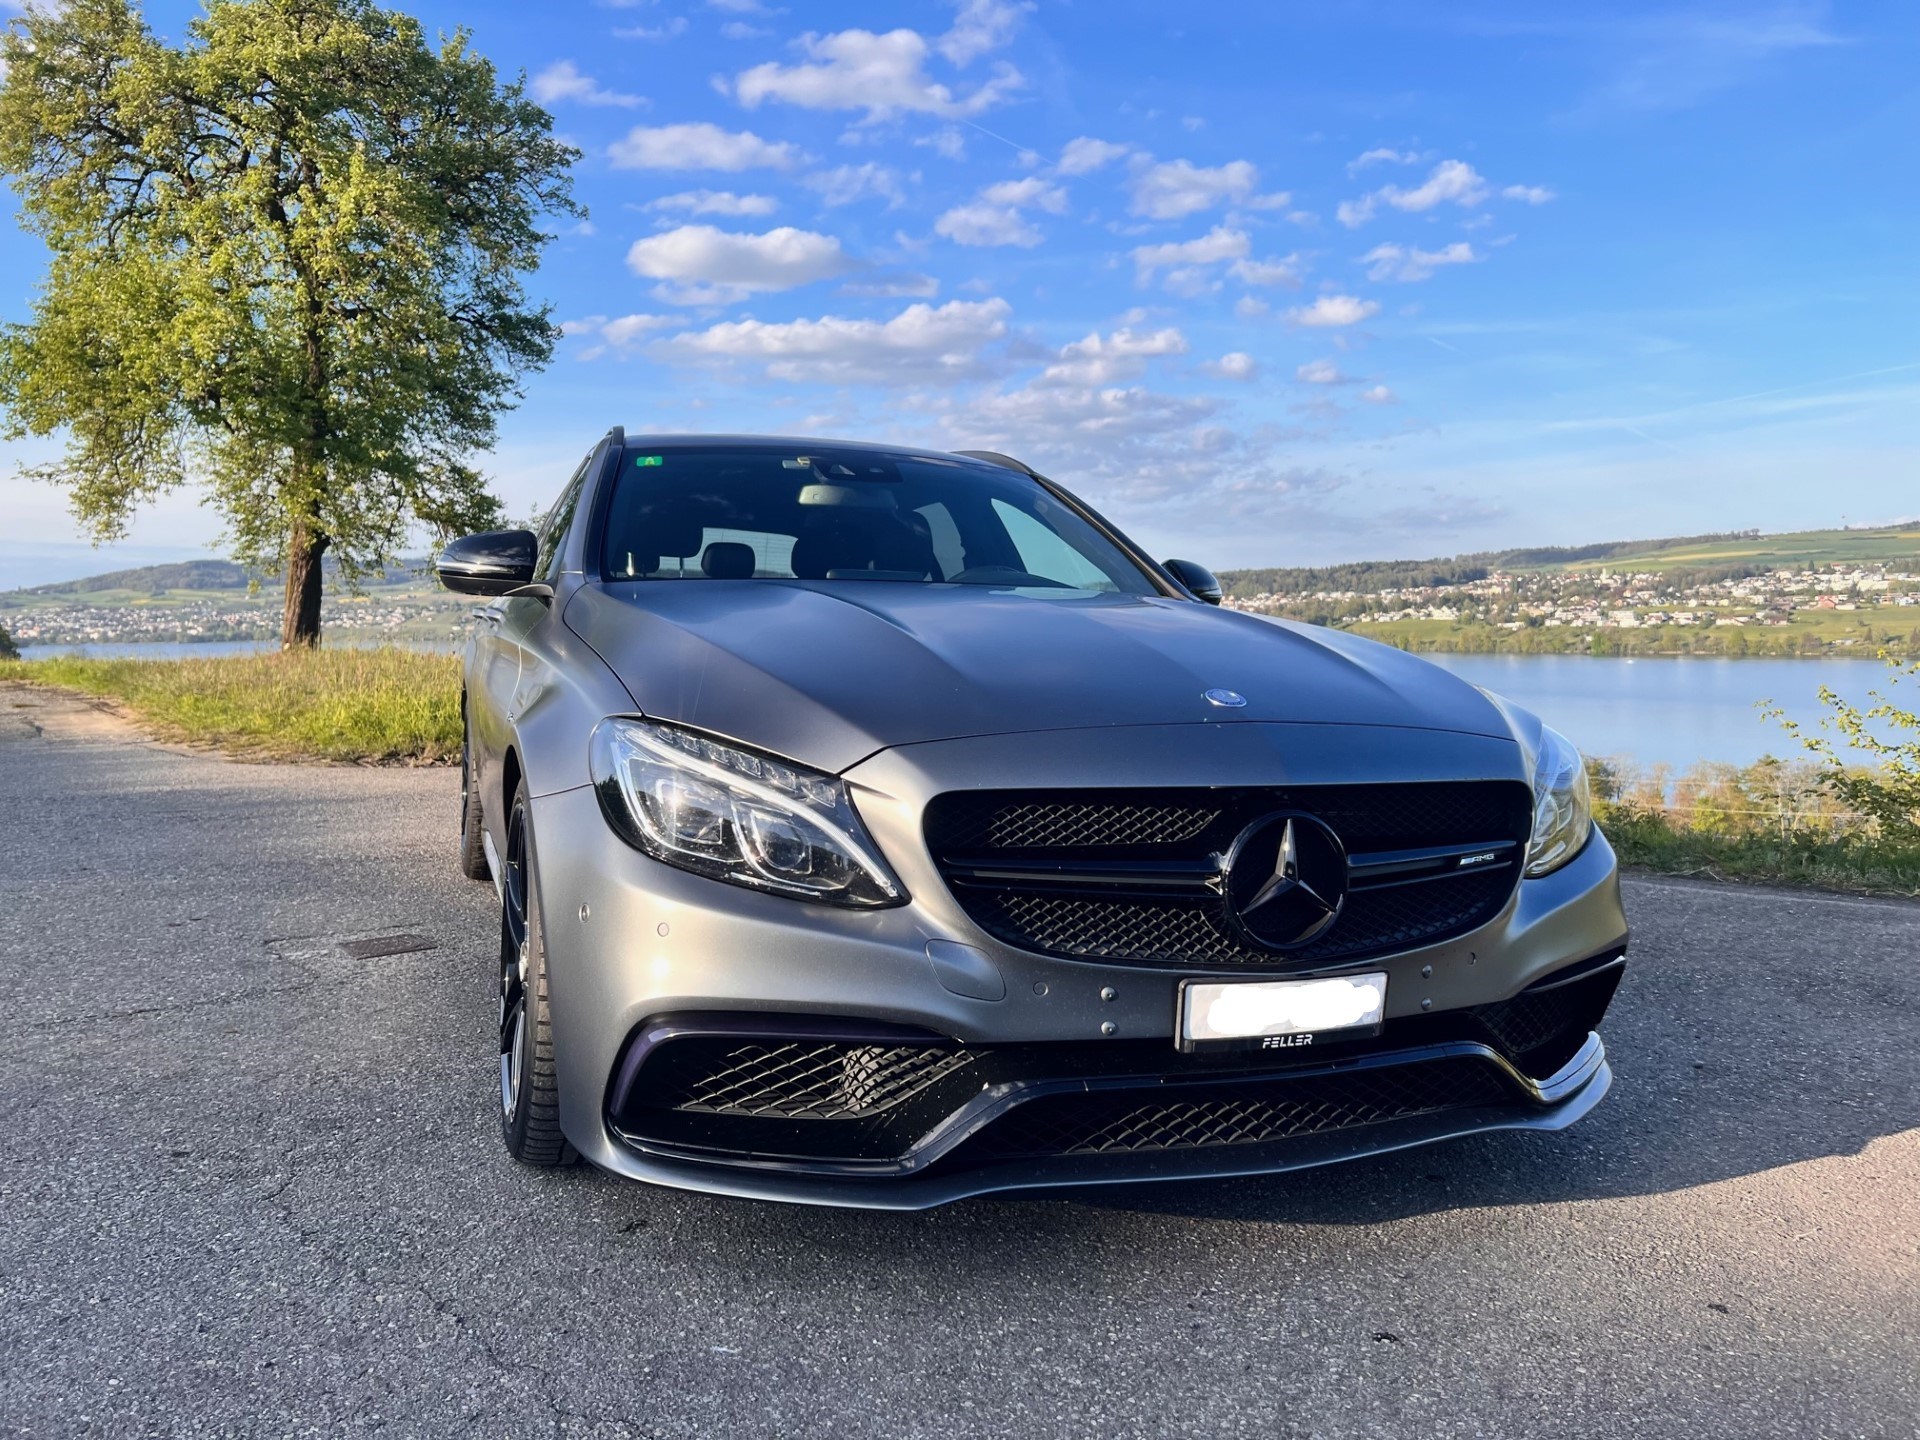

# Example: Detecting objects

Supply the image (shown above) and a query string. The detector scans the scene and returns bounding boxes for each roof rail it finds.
[954,449,1041,478]
[605,425,626,449]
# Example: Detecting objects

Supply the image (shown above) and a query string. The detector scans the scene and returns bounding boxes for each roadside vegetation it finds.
[3,644,1917,896]
[0,648,460,763]
[1595,656,1920,897]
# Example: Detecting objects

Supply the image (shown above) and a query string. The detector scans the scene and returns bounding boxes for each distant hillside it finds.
[15,556,429,598]
[1220,525,1920,598]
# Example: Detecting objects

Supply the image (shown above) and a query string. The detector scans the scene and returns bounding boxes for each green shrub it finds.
[1765,654,1920,841]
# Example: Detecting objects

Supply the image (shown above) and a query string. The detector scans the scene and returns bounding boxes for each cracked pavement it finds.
[2,681,1917,1437]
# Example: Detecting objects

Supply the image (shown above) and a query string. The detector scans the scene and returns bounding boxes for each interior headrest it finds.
[701,541,757,580]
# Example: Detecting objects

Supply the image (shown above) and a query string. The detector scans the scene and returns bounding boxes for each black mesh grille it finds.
[1469,963,1624,1075]
[925,782,1531,970]
[972,1059,1512,1159]
[659,1041,974,1120]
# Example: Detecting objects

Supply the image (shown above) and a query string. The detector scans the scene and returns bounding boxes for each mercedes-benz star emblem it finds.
[1223,813,1348,950]
[1203,688,1248,708]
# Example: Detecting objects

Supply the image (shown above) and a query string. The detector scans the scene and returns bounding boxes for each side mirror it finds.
[1163,558,1224,605]
[436,529,538,596]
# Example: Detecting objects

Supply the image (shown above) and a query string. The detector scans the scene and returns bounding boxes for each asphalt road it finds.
[2,685,1916,1439]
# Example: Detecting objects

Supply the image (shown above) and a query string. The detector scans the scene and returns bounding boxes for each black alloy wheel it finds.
[458,709,490,882]
[497,782,573,1165]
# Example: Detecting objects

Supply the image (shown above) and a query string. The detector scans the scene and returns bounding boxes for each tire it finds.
[497,781,575,1166]
[458,710,491,883]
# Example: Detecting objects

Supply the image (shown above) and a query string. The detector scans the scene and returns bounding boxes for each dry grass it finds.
[1593,756,1920,898]
[0,647,461,763]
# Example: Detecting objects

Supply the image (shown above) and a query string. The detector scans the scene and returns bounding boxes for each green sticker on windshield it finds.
[634,454,664,467]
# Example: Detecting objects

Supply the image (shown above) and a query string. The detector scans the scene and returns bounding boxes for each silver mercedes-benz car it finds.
[438,430,1628,1208]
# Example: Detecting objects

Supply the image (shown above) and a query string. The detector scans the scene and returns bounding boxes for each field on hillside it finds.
[1525,527,1920,575]
[1353,603,1920,657]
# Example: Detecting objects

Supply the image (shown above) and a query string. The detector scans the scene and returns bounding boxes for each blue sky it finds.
[2,0,1916,587]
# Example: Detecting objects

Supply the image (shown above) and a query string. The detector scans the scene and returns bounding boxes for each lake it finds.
[1420,655,1891,772]
[15,641,1899,773]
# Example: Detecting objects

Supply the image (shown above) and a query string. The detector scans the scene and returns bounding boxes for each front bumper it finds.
[530,722,1630,1207]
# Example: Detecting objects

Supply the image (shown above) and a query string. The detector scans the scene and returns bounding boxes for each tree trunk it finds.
[281,522,329,649]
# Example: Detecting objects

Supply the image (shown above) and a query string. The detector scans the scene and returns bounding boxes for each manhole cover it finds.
[340,933,438,960]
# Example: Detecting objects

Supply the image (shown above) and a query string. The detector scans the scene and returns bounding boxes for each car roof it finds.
[613,433,1017,468]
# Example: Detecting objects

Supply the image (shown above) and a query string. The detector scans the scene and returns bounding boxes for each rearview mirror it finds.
[436,529,538,596]
[1163,558,1223,605]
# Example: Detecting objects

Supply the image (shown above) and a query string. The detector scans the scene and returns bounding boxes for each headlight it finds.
[1525,725,1592,877]
[589,717,905,907]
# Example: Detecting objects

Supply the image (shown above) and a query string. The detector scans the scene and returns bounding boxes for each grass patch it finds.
[0,646,460,763]
[1602,805,1920,896]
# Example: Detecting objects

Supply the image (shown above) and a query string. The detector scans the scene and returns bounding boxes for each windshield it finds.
[598,445,1159,595]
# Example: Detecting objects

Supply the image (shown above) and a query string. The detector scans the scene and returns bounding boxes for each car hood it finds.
[565,581,1517,773]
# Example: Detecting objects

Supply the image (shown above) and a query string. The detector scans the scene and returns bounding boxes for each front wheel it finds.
[498,781,574,1166]
[458,712,490,883]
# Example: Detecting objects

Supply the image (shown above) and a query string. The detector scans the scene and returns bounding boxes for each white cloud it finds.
[706,0,772,11]
[938,0,1031,65]
[1204,352,1258,381]
[1128,158,1275,220]
[982,177,1067,212]
[648,190,780,217]
[1336,197,1377,229]
[563,313,678,361]
[1131,225,1249,278]
[1348,147,1418,173]
[920,128,968,160]
[1289,295,1380,327]
[608,122,800,171]
[625,225,852,304]
[1339,159,1489,227]
[965,383,1216,442]
[531,61,646,109]
[841,272,940,299]
[1296,359,1347,384]
[935,202,1039,247]
[1360,241,1481,281]
[720,21,771,40]
[1038,328,1188,387]
[662,298,1013,382]
[1502,183,1557,204]
[1379,159,1489,213]
[1234,296,1270,320]
[732,28,1024,119]
[1057,137,1131,175]
[935,178,1066,247]
[1230,254,1303,287]
[805,163,908,207]
[1361,384,1397,404]
[613,18,689,41]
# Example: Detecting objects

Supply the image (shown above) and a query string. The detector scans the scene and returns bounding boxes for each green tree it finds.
[1766,654,1920,840]
[0,0,579,646]
[0,621,19,660]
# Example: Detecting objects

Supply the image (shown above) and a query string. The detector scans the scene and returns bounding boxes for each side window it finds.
[535,453,593,582]
[989,498,1117,591]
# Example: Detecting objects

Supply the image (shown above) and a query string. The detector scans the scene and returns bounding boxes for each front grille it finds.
[660,1040,974,1121]
[965,1058,1513,1159]
[1469,961,1624,1076]
[925,782,1532,970]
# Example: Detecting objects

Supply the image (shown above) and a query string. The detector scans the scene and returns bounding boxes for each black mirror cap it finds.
[1163,558,1224,605]
[436,529,538,596]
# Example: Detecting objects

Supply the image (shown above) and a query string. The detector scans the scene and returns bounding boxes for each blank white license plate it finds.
[1178,972,1388,1053]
